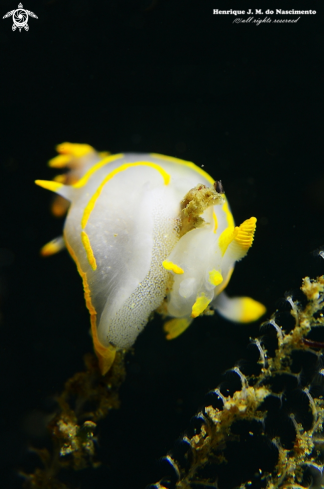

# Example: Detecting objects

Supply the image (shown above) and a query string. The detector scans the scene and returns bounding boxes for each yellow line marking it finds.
[81,231,97,270]
[213,210,218,233]
[73,153,124,189]
[64,233,115,374]
[218,226,235,256]
[64,233,97,318]
[222,200,234,228]
[150,153,215,184]
[217,266,234,294]
[81,161,171,229]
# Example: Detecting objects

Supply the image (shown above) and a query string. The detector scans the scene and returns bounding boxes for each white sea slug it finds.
[36,143,266,374]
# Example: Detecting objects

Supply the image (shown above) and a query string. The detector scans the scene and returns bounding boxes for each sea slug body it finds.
[36,143,266,374]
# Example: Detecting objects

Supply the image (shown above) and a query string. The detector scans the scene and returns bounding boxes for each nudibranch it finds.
[36,143,266,374]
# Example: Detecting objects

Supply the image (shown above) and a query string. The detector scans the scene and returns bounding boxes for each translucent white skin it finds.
[58,153,236,349]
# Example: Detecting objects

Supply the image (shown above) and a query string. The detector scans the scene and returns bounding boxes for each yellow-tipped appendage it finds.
[40,236,65,257]
[35,180,64,193]
[162,260,184,275]
[163,318,191,340]
[48,154,72,168]
[56,142,94,158]
[191,294,211,318]
[48,142,95,168]
[237,297,267,323]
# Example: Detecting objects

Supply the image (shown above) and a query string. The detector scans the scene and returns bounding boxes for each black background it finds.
[1,0,324,488]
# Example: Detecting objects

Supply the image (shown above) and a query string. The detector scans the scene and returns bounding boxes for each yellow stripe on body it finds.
[216,267,234,295]
[64,233,116,375]
[81,231,97,270]
[81,161,171,229]
[218,226,235,256]
[150,153,215,185]
[73,153,124,189]
[213,210,218,233]
[222,200,234,228]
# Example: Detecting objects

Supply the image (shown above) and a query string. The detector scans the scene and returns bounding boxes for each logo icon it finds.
[3,3,38,32]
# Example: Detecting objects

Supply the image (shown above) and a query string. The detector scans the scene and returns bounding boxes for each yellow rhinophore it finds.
[218,217,257,259]
[234,217,257,250]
